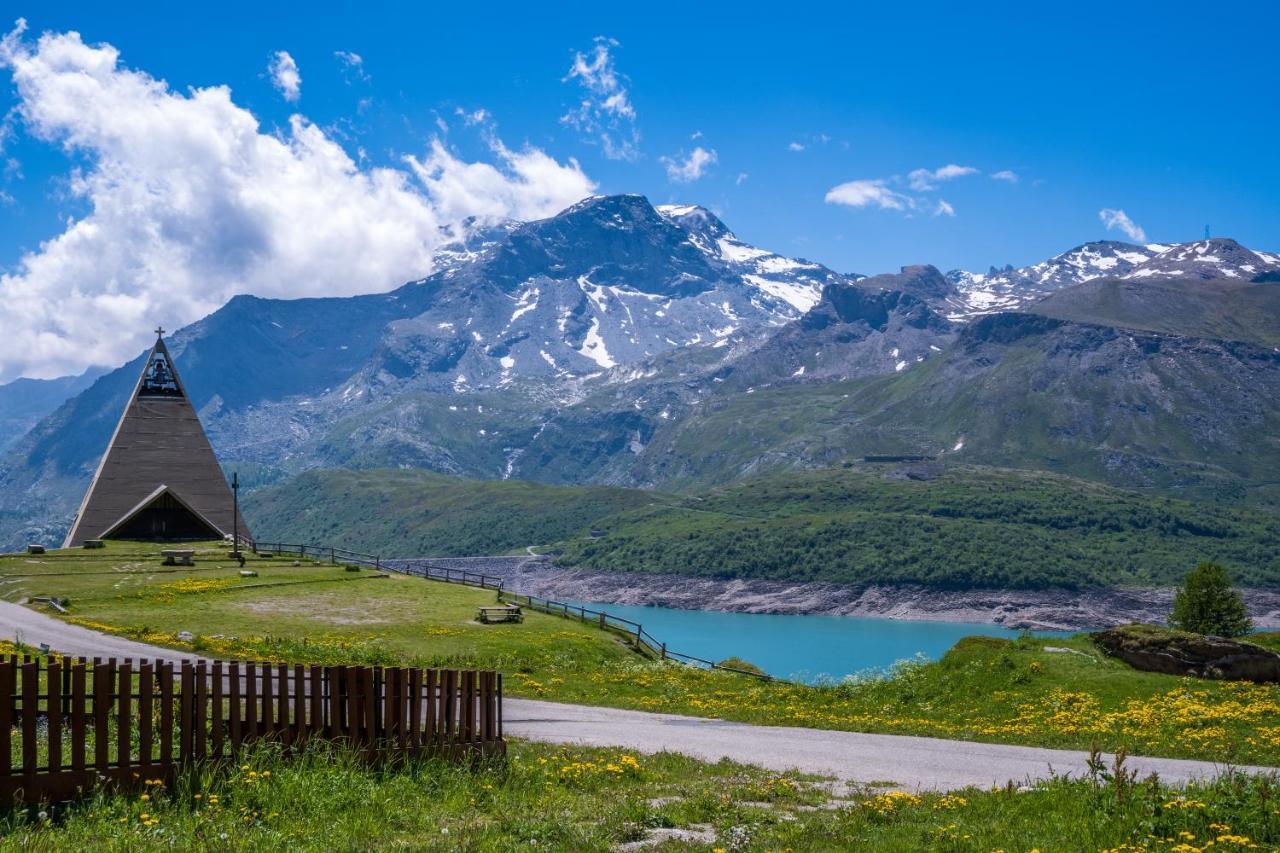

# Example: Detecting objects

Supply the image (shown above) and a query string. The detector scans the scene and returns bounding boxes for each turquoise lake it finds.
[567,600,1068,682]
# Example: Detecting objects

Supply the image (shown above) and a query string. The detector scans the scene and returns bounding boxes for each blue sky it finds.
[0,1,1276,379]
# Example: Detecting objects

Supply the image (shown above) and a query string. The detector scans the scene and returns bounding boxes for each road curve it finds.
[1,600,1270,791]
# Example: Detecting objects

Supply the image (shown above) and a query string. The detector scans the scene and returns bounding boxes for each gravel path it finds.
[1,600,1270,791]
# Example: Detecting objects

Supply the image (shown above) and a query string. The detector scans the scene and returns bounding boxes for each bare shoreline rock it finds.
[397,556,1280,631]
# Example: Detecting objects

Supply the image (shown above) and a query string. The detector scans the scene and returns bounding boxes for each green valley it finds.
[245,465,1280,589]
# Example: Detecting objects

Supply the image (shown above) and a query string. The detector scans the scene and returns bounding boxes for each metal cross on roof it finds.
[154,326,165,338]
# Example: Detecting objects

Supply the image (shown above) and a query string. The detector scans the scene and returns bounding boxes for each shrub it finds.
[717,656,768,677]
[1169,561,1252,637]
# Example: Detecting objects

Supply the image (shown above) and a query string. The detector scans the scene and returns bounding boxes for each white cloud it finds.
[735,172,748,186]
[561,36,638,160]
[907,163,978,192]
[991,169,1018,184]
[0,23,595,381]
[828,163,984,216]
[406,138,595,223]
[660,146,716,183]
[268,50,301,102]
[824,179,910,211]
[456,107,490,126]
[787,141,805,152]
[334,50,369,83]
[1099,208,1146,242]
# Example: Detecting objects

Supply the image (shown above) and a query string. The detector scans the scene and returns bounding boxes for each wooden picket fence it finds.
[0,655,504,805]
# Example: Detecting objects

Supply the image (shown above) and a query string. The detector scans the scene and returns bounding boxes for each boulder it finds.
[1093,624,1280,683]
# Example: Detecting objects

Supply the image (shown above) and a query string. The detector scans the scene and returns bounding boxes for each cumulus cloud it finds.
[406,138,594,223]
[268,50,301,102]
[824,179,910,211]
[1099,208,1146,242]
[0,23,595,381]
[787,141,805,152]
[660,146,716,183]
[991,169,1018,184]
[933,199,955,217]
[561,36,639,160]
[907,163,978,192]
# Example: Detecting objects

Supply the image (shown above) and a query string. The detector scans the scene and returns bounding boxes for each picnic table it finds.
[161,549,195,566]
[476,604,523,624]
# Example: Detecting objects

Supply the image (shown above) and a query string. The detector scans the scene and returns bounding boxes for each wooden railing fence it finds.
[253,543,776,681]
[0,655,503,805]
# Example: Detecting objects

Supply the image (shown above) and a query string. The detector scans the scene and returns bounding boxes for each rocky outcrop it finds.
[1093,624,1280,682]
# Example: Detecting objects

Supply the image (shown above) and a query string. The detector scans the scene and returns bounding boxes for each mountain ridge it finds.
[2,194,1278,550]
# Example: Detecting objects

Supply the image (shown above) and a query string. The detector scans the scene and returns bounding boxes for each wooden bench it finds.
[476,605,522,624]
[161,549,195,566]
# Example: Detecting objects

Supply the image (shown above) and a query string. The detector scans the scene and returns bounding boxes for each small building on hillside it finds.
[62,329,251,547]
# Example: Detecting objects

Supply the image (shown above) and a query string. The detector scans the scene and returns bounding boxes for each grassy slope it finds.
[628,315,1280,507]
[1030,276,1280,348]
[244,468,652,556]
[6,741,1280,851]
[1,542,638,676]
[562,465,1280,588]
[5,544,1280,767]
[242,465,1280,589]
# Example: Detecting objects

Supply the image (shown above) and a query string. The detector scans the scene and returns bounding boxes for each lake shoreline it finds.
[410,557,1280,632]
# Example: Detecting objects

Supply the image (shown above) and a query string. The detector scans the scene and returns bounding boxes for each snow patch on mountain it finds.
[945,238,1280,319]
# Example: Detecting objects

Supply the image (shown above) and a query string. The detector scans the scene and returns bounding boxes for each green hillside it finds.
[625,313,1280,506]
[244,468,653,556]
[557,464,1280,588]
[246,465,1280,589]
[1029,276,1280,347]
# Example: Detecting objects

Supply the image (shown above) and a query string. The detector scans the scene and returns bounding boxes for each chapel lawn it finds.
[3,739,1279,851]
[4,542,1280,767]
[0,541,640,675]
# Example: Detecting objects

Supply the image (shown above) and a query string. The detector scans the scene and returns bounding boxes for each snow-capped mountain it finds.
[1122,238,1280,281]
[943,241,1167,319]
[3,194,1280,550]
[340,194,857,397]
[944,238,1280,319]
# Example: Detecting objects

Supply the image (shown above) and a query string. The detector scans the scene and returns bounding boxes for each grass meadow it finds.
[4,542,1280,766]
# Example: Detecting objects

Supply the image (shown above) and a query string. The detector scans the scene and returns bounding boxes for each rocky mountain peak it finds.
[858,265,954,301]
[1122,238,1280,282]
[475,193,723,298]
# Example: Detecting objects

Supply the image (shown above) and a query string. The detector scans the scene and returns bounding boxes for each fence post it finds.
[47,659,62,773]
[330,547,336,565]
[661,643,667,660]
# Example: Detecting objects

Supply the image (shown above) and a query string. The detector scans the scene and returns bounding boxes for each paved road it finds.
[1,600,1270,791]
[0,600,198,663]
[503,697,1269,791]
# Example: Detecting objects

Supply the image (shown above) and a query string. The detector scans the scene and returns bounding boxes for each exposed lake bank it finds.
[406,556,1280,631]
